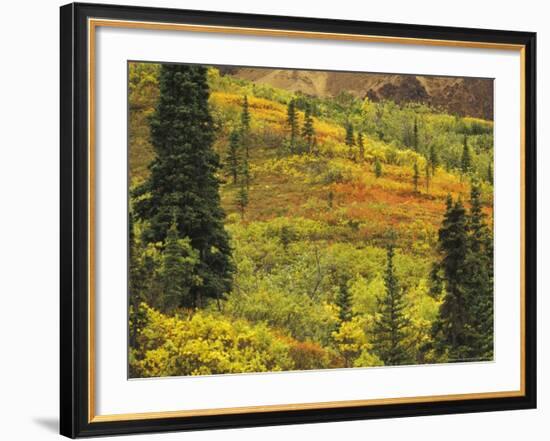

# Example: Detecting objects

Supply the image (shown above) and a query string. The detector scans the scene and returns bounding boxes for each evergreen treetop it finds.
[241,95,251,159]
[287,99,298,151]
[463,183,494,359]
[337,280,353,323]
[241,95,251,134]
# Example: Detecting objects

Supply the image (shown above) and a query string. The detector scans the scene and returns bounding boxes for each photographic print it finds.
[128,62,495,379]
[60,6,536,436]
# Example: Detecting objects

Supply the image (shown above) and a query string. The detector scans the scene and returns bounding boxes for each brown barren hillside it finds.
[220,67,493,120]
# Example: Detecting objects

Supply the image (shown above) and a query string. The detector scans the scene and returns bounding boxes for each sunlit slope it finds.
[129,65,493,255]
[209,91,488,254]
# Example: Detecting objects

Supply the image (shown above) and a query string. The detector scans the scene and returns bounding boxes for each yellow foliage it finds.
[131,304,294,377]
[332,317,381,368]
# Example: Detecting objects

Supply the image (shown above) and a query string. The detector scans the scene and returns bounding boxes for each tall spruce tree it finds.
[134,64,234,307]
[240,96,252,189]
[287,99,298,153]
[464,183,494,359]
[226,130,240,185]
[302,105,315,152]
[372,245,411,365]
[431,195,471,360]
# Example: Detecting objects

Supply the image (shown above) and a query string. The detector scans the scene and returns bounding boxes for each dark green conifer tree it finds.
[241,95,251,130]
[461,135,471,177]
[240,96,252,189]
[225,130,240,185]
[287,99,298,153]
[337,280,353,323]
[464,183,494,359]
[133,64,233,307]
[431,195,471,360]
[302,105,315,153]
[372,245,411,365]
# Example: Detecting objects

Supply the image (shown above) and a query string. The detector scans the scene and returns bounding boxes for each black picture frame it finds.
[60,2,537,438]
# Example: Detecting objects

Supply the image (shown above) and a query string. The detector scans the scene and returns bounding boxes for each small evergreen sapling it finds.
[372,244,411,365]
[337,280,353,323]
[225,130,240,185]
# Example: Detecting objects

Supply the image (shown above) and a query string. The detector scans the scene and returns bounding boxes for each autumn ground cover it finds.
[128,63,494,377]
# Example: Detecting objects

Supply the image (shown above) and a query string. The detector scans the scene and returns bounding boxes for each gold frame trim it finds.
[87,18,527,423]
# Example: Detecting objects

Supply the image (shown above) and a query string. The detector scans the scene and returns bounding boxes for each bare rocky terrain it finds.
[219,67,493,120]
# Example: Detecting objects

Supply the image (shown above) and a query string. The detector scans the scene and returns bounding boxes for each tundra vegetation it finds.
[128,63,494,378]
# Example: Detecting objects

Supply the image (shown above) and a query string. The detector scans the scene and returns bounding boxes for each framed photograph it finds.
[60,2,536,438]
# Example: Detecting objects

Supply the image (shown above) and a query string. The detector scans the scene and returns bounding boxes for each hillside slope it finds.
[128,63,496,376]
[219,67,493,120]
